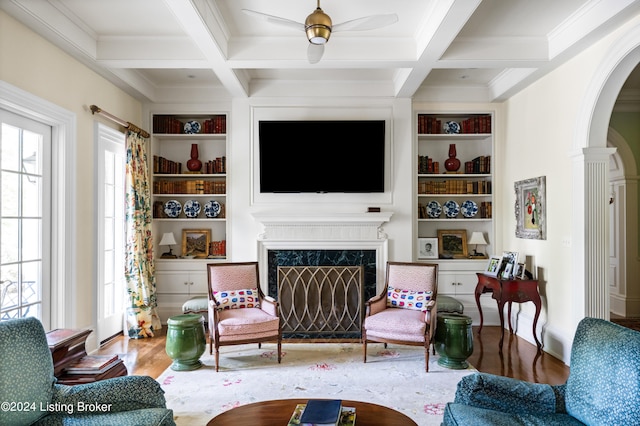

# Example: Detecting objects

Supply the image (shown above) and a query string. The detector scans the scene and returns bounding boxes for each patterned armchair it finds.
[0,317,174,426]
[207,262,282,371]
[362,261,438,372]
[443,317,640,425]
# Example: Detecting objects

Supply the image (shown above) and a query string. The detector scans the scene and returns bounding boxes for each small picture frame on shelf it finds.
[181,229,211,258]
[437,229,468,259]
[484,256,502,277]
[418,237,438,259]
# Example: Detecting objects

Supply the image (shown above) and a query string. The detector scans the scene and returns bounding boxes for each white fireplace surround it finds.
[252,212,393,293]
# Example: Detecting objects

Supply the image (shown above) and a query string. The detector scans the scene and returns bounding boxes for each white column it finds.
[573,147,616,320]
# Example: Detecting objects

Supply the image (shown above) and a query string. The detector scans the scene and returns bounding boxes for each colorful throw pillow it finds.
[213,288,260,310]
[386,286,433,311]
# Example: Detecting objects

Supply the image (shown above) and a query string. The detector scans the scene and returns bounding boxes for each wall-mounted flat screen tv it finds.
[259,120,385,193]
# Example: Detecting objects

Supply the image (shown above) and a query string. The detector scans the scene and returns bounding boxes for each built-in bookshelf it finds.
[151,112,229,320]
[416,112,495,317]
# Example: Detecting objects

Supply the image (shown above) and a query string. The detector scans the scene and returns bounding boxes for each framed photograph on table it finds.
[418,237,438,259]
[515,176,546,240]
[484,255,502,277]
[181,229,211,258]
[499,251,519,279]
[437,229,468,259]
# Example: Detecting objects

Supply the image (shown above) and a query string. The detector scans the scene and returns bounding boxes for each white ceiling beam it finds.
[548,0,640,59]
[162,0,249,97]
[441,37,548,61]
[394,0,482,98]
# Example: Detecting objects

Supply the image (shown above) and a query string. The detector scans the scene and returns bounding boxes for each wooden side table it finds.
[475,273,542,351]
[46,328,128,384]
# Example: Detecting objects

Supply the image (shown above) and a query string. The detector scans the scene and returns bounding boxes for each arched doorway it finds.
[572,23,640,328]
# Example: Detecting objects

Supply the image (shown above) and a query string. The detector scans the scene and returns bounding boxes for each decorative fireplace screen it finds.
[277,265,364,338]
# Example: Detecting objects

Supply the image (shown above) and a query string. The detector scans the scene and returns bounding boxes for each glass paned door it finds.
[96,124,126,342]
[0,109,51,326]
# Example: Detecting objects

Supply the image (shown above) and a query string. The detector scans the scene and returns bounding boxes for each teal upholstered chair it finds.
[443,317,640,425]
[0,317,175,426]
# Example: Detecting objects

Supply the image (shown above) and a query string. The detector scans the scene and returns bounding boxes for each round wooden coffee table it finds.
[206,398,418,425]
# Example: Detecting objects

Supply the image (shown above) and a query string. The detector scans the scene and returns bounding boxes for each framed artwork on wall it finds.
[418,237,438,259]
[181,228,211,258]
[437,229,468,259]
[515,176,546,240]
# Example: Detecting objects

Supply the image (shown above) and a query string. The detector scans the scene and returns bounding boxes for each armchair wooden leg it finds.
[424,342,430,373]
[277,340,282,364]
[215,347,220,372]
[363,340,367,363]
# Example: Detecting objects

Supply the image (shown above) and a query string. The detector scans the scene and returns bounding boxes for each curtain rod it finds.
[90,105,150,138]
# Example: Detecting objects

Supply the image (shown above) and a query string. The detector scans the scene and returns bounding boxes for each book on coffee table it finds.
[288,403,356,426]
[300,399,342,425]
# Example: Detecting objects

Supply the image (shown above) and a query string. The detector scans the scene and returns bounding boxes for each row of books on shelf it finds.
[209,240,227,258]
[418,179,492,195]
[417,114,492,134]
[288,399,355,426]
[153,115,226,134]
[153,155,227,174]
[418,155,491,174]
[418,201,492,219]
[153,180,226,195]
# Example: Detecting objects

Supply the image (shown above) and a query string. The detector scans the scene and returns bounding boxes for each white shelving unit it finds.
[151,113,228,321]
[415,112,497,323]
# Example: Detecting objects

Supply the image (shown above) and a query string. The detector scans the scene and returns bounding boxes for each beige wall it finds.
[0,10,142,330]
[500,14,640,361]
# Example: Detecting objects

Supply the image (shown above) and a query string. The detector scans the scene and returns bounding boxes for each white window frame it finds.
[0,81,76,329]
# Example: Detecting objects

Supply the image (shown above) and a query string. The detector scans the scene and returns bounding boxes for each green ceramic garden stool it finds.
[165,313,206,371]
[434,313,473,369]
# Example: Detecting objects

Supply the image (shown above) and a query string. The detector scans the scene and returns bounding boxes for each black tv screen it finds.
[259,120,385,193]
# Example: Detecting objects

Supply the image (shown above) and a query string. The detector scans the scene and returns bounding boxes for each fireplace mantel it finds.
[252,212,393,241]
[253,212,393,295]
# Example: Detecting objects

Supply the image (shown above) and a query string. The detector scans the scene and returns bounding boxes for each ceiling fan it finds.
[242,1,398,64]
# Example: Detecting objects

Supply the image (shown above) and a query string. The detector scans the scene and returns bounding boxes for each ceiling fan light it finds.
[305,7,332,44]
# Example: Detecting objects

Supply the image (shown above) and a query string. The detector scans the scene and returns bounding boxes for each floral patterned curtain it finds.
[125,130,161,338]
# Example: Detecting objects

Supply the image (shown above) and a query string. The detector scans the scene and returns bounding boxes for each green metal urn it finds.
[434,313,474,369]
[165,314,206,371]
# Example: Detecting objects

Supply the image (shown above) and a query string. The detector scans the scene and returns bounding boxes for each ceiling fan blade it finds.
[333,13,398,32]
[242,9,305,32]
[307,43,325,64]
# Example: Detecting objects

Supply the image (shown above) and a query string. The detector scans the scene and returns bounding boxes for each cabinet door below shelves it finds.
[156,270,207,295]
[439,271,477,296]
[156,269,208,321]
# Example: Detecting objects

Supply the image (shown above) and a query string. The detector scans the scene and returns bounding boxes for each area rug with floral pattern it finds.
[158,342,475,425]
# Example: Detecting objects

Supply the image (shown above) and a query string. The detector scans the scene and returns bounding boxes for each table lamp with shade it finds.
[468,232,488,258]
[159,232,178,258]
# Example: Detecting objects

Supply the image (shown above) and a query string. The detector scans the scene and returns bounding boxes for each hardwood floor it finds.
[95,325,570,385]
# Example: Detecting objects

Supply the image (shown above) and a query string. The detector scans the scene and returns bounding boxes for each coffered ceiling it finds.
[2,0,639,103]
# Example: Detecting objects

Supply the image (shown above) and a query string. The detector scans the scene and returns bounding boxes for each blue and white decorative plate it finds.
[426,200,442,218]
[183,200,201,218]
[444,121,461,134]
[443,200,460,218]
[461,200,479,218]
[163,200,182,218]
[204,200,221,218]
[184,120,201,134]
